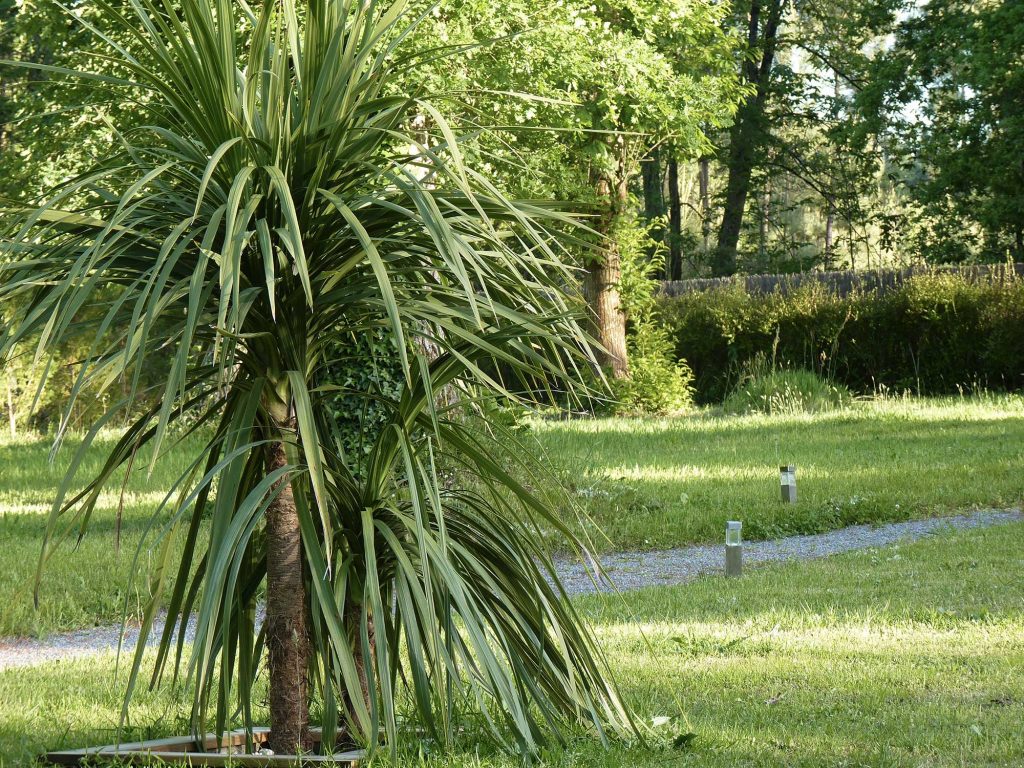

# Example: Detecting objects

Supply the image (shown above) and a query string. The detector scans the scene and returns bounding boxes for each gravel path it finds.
[1,508,1020,671]
[555,508,1023,595]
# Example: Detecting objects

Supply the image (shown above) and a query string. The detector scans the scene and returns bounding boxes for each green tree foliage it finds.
[1,0,746,403]
[405,1,742,378]
[710,0,903,276]
[0,3,141,201]
[871,0,1024,261]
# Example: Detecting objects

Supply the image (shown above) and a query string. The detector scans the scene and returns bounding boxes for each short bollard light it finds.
[780,464,797,503]
[725,520,743,577]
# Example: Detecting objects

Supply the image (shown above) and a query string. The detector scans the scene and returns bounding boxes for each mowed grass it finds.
[0,430,205,637]
[529,395,1024,551]
[1,395,1022,636]
[1,522,1022,767]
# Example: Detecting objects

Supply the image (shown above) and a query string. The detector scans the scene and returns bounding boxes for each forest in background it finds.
[2,0,1022,427]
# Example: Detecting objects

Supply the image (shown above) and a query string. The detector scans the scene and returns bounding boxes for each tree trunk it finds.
[584,174,629,379]
[848,220,856,270]
[265,407,311,755]
[714,0,785,277]
[698,156,711,256]
[714,122,754,276]
[825,202,835,263]
[759,182,770,258]
[668,156,682,281]
[641,147,665,271]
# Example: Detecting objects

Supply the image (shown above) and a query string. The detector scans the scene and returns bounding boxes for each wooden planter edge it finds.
[44,728,364,766]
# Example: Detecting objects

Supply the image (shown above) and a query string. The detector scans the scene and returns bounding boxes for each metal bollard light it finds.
[780,464,797,503]
[725,520,743,577]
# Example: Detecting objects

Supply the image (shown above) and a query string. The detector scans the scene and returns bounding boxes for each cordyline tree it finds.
[0,0,635,757]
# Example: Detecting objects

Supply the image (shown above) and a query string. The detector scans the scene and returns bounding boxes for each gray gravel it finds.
[1,508,1020,671]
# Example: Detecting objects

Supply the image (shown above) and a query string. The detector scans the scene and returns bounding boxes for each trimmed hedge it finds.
[659,273,1024,403]
[660,262,1024,298]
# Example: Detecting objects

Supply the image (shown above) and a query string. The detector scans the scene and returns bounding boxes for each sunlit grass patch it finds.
[0,431,207,637]
[530,395,1024,550]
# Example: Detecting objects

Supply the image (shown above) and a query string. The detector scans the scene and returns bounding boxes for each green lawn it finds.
[0,430,205,637]
[2,521,1021,767]
[1,396,1022,637]
[530,395,1024,551]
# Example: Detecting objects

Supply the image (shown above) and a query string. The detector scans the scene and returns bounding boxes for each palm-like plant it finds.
[0,0,634,758]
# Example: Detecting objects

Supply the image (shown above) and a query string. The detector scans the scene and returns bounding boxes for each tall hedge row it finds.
[658,274,1024,403]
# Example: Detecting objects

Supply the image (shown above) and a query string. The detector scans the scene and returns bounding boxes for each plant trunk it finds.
[265,409,311,755]
[341,602,376,738]
[584,174,629,379]
[668,156,682,281]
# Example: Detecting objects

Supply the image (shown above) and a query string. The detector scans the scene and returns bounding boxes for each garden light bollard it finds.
[780,464,797,503]
[725,521,743,577]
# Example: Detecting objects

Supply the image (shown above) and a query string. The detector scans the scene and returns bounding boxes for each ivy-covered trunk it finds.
[584,173,630,379]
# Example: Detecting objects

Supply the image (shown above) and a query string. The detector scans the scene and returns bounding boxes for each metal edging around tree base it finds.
[43,727,364,766]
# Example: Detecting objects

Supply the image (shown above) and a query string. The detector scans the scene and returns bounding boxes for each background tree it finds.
[410,0,740,377]
[870,0,1024,261]
[713,0,786,276]
[645,0,902,277]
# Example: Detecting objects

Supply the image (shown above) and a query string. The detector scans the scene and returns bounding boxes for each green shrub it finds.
[611,321,695,415]
[660,272,1024,403]
[722,359,851,415]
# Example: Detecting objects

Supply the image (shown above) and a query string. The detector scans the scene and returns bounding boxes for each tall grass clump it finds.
[723,357,851,415]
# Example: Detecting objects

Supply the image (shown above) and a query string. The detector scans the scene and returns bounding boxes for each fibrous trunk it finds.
[265,411,311,754]
[341,602,376,738]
